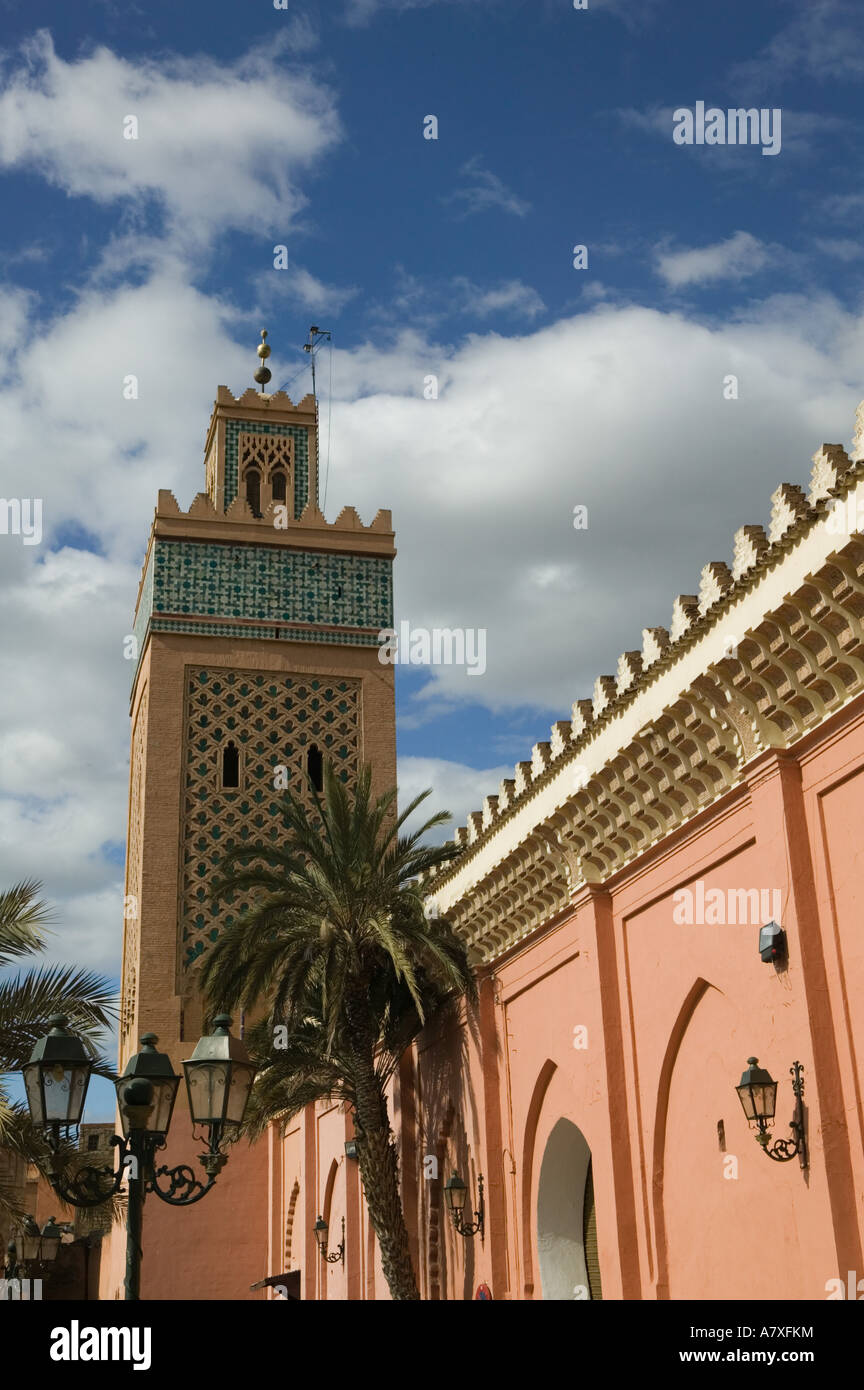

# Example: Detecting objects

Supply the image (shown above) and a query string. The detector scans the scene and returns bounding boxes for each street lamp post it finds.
[22,1014,256,1300]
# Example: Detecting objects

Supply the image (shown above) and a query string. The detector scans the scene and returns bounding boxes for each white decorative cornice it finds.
[426,427,864,965]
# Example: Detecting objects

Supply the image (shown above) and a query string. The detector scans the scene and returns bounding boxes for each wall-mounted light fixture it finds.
[759,921,786,965]
[443,1171,485,1240]
[735,1058,807,1167]
[344,1139,359,1160]
[314,1214,345,1265]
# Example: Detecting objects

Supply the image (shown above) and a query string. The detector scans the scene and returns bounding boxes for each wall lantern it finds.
[344,1139,359,1160]
[314,1215,345,1265]
[444,1171,485,1239]
[735,1057,807,1166]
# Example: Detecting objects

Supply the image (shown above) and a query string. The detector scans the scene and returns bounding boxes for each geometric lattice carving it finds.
[120,687,149,1047]
[224,420,308,515]
[239,432,294,478]
[239,431,294,512]
[179,667,362,968]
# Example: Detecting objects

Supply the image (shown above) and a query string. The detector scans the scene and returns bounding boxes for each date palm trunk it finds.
[350,1034,419,1300]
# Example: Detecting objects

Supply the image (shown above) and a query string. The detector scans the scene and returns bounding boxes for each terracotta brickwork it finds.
[179,665,362,968]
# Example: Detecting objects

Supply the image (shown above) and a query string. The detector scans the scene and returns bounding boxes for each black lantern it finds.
[22,1016,92,1131]
[183,1014,256,1138]
[38,1217,63,1263]
[314,1215,345,1265]
[443,1171,467,1215]
[17,1217,43,1265]
[735,1057,778,1128]
[14,1215,62,1267]
[735,1057,807,1165]
[117,1034,181,1138]
[444,1170,485,1239]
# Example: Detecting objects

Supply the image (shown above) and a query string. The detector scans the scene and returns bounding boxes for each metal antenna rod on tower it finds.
[303,326,331,508]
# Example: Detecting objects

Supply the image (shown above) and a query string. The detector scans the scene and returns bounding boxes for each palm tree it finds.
[198,762,474,1301]
[0,880,118,1223]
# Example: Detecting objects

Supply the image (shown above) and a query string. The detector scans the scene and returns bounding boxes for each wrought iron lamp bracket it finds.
[756,1061,808,1167]
[453,1175,485,1240]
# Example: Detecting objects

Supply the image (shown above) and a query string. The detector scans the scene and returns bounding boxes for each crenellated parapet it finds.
[129,369,395,686]
[422,425,864,963]
[151,488,394,550]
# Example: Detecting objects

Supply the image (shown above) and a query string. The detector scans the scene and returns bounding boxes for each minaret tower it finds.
[102,333,396,1300]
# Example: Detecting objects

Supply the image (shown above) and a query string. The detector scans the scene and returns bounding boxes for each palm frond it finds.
[0,965,118,1071]
[0,880,55,967]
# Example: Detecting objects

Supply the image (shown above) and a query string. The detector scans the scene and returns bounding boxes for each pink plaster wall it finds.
[276,697,864,1301]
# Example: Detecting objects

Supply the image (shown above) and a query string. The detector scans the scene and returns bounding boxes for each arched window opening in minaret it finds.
[245,469,261,517]
[307,744,323,793]
[222,740,240,789]
[271,470,287,504]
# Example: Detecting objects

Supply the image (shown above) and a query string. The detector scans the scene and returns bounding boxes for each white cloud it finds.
[343,0,486,23]
[616,105,674,137]
[4,285,864,989]
[342,0,665,25]
[731,0,864,85]
[444,156,530,219]
[454,278,545,320]
[396,757,512,844]
[254,262,359,317]
[812,237,864,262]
[0,30,340,246]
[655,231,771,288]
[2,27,864,1007]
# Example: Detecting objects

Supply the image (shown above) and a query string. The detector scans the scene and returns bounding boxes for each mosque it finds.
[100,335,864,1299]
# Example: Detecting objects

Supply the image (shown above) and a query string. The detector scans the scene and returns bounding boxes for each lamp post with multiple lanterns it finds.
[21,1013,256,1301]
[3,1215,63,1294]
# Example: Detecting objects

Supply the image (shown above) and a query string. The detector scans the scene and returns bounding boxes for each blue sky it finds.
[2,0,864,1115]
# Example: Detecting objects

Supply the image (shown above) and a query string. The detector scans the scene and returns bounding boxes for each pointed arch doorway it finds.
[537,1118,602,1300]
